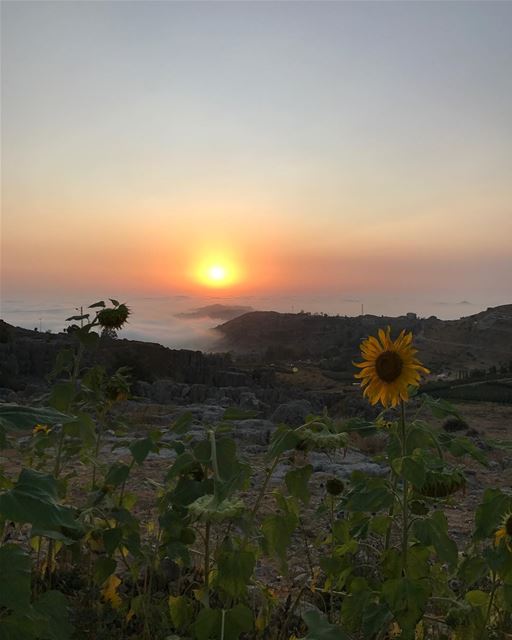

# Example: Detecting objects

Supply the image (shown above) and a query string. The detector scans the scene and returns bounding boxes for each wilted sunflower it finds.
[495,513,512,549]
[96,304,130,330]
[354,326,429,408]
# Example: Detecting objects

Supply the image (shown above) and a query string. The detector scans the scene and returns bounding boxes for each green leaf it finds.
[88,301,106,308]
[129,437,155,464]
[302,610,349,640]
[474,488,511,540]
[393,455,426,489]
[166,452,197,481]
[465,589,489,609]
[382,577,431,632]
[170,478,212,506]
[104,463,131,487]
[0,469,80,533]
[267,426,300,459]
[172,412,193,435]
[361,602,393,638]
[49,382,75,412]
[34,590,74,640]
[0,405,71,431]
[285,465,313,504]
[0,545,31,612]
[458,556,488,586]
[344,476,393,513]
[169,595,193,632]
[76,328,99,348]
[215,546,256,598]
[413,511,458,569]
[340,577,371,631]
[224,604,253,640]
[103,528,123,555]
[483,545,512,578]
[63,413,96,448]
[422,395,461,419]
[441,434,488,466]
[262,496,298,572]
[407,545,431,580]
[193,607,221,640]
[94,557,116,584]
[109,299,120,307]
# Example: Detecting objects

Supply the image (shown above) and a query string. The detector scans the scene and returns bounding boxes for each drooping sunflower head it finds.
[354,326,429,408]
[96,304,130,330]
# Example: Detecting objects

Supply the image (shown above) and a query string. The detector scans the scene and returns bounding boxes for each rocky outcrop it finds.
[216,305,512,372]
[0,320,233,389]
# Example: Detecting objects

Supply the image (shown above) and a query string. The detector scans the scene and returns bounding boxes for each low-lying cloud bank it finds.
[175,304,254,321]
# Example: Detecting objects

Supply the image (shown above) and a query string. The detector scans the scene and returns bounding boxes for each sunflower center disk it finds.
[375,351,404,383]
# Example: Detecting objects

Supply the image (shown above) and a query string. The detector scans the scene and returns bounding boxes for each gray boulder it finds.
[271,399,313,427]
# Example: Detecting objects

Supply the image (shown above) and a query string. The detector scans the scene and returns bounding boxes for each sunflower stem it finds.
[400,400,408,574]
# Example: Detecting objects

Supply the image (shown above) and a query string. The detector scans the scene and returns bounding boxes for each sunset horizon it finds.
[2,1,511,312]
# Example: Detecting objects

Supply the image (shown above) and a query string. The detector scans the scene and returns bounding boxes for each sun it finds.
[193,255,240,288]
[207,265,227,283]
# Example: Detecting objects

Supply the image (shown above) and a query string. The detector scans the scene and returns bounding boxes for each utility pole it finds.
[361,303,364,316]
[75,306,84,328]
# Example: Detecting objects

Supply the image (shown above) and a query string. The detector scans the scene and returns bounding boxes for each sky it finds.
[1,1,511,308]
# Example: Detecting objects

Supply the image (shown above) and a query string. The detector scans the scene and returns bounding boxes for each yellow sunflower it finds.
[495,513,512,550]
[354,326,429,408]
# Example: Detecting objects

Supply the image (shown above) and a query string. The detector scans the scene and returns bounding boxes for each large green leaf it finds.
[382,577,430,632]
[33,590,74,640]
[340,577,371,632]
[129,437,156,464]
[0,548,73,640]
[262,495,298,572]
[0,405,72,431]
[0,545,32,612]
[267,426,300,459]
[474,488,511,540]
[361,602,393,638]
[344,476,393,513]
[224,604,253,640]
[285,465,313,504]
[49,383,75,413]
[171,411,193,435]
[169,595,194,632]
[413,511,458,569]
[392,454,426,489]
[301,610,349,640]
[104,463,131,487]
[215,545,256,598]
[193,607,221,640]
[0,469,81,534]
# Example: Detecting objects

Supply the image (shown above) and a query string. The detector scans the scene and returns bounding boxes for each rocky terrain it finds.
[215,304,512,374]
[1,309,512,602]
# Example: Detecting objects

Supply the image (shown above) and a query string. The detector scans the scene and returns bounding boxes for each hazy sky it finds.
[2,1,511,302]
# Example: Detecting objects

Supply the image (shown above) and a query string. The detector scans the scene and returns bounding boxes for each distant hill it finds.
[175,303,254,321]
[215,305,512,373]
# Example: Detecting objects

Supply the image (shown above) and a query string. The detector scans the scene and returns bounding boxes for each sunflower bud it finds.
[326,478,345,496]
